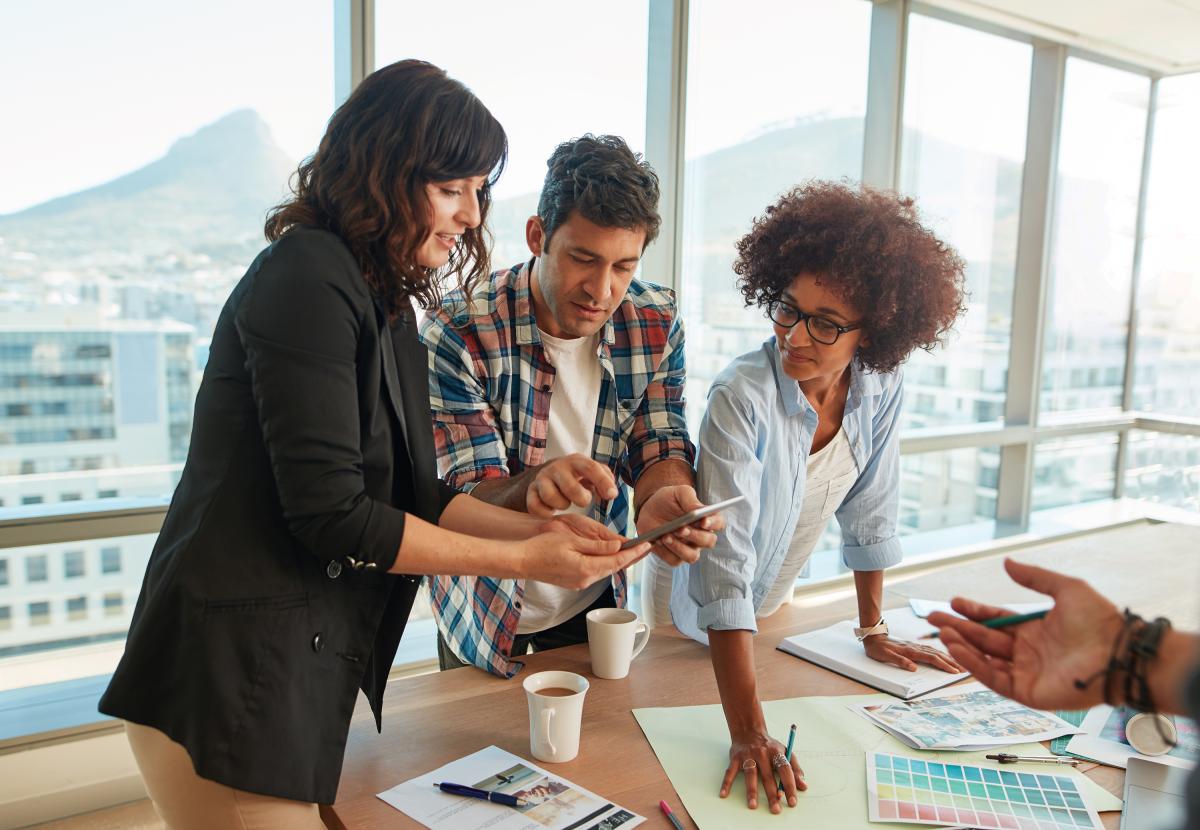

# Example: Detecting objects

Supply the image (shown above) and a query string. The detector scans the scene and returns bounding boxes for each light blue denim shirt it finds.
[671,337,904,644]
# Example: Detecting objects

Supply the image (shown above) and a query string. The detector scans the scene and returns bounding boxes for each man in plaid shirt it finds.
[421,135,724,676]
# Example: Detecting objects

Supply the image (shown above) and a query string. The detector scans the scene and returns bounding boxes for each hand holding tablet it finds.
[620,495,745,550]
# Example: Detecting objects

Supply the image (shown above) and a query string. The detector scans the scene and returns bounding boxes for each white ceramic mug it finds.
[586,608,650,679]
[523,670,589,763]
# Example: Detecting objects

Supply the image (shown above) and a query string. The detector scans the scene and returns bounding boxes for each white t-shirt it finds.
[516,328,609,634]
[757,427,858,617]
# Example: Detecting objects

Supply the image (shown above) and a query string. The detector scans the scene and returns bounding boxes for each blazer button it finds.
[312,633,324,653]
[326,560,343,579]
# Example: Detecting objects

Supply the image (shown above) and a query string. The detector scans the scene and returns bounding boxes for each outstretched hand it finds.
[927,558,1125,711]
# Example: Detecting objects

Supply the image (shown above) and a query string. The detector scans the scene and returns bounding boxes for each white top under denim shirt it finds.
[669,337,905,644]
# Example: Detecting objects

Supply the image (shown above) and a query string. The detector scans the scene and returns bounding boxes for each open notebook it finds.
[777,608,970,700]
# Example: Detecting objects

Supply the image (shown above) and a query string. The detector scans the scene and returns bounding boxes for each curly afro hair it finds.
[734,181,967,373]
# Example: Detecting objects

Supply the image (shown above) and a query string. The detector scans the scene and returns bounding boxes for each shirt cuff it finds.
[696,597,758,634]
[842,537,903,571]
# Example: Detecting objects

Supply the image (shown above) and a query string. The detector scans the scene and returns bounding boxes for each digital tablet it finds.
[619,495,745,549]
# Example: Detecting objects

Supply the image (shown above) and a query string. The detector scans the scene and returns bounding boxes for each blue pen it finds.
[433,782,530,808]
[785,723,796,761]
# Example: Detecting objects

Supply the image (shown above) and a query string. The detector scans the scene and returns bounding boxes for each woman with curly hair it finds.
[650,181,968,814]
[98,60,649,828]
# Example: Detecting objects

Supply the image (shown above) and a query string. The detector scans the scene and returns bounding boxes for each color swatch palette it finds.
[867,752,1102,829]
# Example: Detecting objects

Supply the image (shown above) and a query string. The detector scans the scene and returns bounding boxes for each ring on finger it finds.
[771,753,788,768]
[742,758,757,770]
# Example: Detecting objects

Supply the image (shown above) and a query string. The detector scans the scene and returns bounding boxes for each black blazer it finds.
[99,227,458,804]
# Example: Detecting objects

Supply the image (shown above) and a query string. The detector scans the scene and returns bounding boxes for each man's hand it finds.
[928,558,1125,711]
[526,454,618,518]
[635,485,725,566]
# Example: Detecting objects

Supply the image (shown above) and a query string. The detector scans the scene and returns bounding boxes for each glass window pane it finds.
[1,534,151,660]
[0,1,334,667]
[1133,73,1200,416]
[1,2,333,503]
[1124,430,1200,512]
[680,0,871,428]
[900,447,999,534]
[375,1,649,270]
[1041,60,1150,415]
[899,15,1031,430]
[1033,434,1119,510]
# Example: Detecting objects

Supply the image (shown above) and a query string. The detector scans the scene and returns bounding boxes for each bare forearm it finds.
[633,458,694,515]
[439,492,543,540]
[709,628,767,738]
[467,468,541,512]
[853,569,885,628]
[1139,629,1199,716]
[391,511,524,577]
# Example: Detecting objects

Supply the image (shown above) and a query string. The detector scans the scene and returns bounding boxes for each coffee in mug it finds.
[522,670,588,763]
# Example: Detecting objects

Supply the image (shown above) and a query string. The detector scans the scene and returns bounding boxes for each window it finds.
[67,595,88,621]
[100,546,122,575]
[28,601,51,627]
[0,0,335,665]
[679,0,872,428]
[1124,431,1200,512]
[103,592,125,617]
[0,558,7,587]
[26,555,48,583]
[1033,434,1120,511]
[63,550,86,578]
[899,447,998,534]
[0,606,10,631]
[1134,73,1200,416]
[1041,59,1149,415]
[375,0,649,270]
[897,14,1031,430]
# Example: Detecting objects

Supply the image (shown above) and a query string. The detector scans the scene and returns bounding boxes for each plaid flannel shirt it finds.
[419,259,695,677]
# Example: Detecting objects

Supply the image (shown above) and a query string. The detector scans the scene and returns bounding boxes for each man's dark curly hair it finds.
[537,134,661,249]
[735,181,967,373]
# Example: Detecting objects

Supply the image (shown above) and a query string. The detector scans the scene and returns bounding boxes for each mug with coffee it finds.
[586,608,650,680]
[522,670,589,763]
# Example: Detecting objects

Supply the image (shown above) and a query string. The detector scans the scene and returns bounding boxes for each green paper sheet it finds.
[1052,710,1088,755]
[633,694,1122,830]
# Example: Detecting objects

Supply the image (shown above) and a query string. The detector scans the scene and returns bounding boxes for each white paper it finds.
[777,608,970,699]
[377,745,644,830]
[908,598,1053,619]
[1066,706,1199,771]
[852,681,1082,750]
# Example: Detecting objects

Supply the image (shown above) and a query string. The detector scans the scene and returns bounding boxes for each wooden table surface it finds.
[322,521,1200,829]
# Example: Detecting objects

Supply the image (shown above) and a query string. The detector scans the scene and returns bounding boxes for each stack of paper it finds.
[852,682,1082,750]
[777,608,969,699]
[377,745,644,830]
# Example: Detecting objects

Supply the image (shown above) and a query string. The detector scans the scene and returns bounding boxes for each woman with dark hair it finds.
[657,182,968,813]
[98,60,649,828]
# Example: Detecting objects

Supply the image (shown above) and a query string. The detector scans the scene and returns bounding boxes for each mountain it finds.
[0,110,297,258]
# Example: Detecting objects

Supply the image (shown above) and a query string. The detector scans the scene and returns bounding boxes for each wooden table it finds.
[323,521,1200,829]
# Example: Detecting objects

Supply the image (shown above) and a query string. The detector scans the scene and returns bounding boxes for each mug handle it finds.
[539,707,556,756]
[630,623,650,661]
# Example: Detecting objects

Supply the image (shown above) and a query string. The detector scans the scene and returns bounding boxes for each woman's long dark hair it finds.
[265,60,507,312]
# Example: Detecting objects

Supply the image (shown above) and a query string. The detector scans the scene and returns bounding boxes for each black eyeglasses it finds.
[767,299,862,345]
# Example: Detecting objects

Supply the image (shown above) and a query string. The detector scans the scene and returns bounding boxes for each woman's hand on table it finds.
[720,729,806,813]
[862,634,964,673]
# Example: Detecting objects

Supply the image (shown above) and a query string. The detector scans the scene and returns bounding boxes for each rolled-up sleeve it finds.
[235,236,407,571]
[837,371,905,571]
[419,309,510,492]
[691,384,763,634]
[622,313,696,487]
